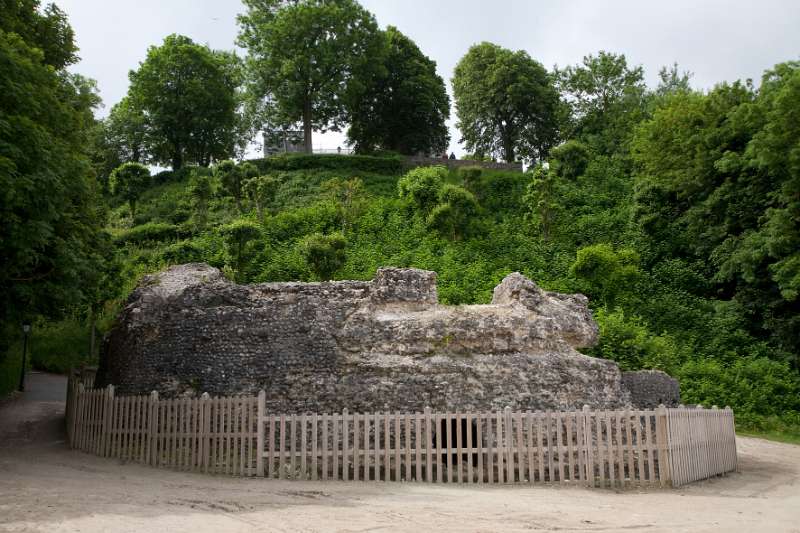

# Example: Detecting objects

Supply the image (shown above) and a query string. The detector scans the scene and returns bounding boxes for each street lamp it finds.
[18,323,31,392]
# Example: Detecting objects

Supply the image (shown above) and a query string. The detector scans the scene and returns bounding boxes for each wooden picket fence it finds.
[66,383,737,487]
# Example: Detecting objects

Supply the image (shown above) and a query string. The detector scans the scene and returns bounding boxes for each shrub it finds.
[219,219,262,280]
[249,153,405,175]
[114,222,179,245]
[397,166,447,214]
[298,232,347,281]
[571,243,641,308]
[550,140,590,179]
[109,162,151,218]
[427,184,478,239]
[161,240,204,264]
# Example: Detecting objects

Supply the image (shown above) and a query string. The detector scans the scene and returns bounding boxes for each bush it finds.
[298,232,347,281]
[114,222,180,245]
[550,140,590,179]
[161,240,205,264]
[249,153,405,175]
[397,166,447,214]
[590,307,683,372]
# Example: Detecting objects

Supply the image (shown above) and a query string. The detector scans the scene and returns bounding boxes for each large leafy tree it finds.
[1,3,110,350]
[632,62,800,361]
[90,96,147,190]
[127,34,242,170]
[237,0,383,153]
[556,51,648,154]
[452,42,559,163]
[347,26,449,155]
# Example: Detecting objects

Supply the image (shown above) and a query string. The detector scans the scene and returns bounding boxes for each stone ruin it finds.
[97,264,679,413]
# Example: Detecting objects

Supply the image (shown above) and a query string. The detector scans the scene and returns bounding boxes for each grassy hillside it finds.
[5,154,798,440]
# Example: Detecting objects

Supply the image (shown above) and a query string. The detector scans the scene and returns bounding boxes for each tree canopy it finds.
[238,0,383,153]
[127,34,243,169]
[452,42,560,163]
[1,5,109,352]
[347,26,450,155]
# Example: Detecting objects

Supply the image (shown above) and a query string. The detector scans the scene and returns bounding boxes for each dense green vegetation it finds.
[2,0,798,442]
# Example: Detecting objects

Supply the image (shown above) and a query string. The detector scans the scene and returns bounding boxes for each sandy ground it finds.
[1,374,799,533]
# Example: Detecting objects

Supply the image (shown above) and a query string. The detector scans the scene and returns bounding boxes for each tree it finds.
[90,96,147,191]
[298,232,347,280]
[556,51,648,153]
[237,0,383,152]
[452,42,559,163]
[128,34,242,170]
[397,166,447,214]
[1,8,109,354]
[243,174,279,220]
[0,0,77,69]
[109,162,151,219]
[219,219,261,280]
[632,62,800,359]
[347,26,450,155]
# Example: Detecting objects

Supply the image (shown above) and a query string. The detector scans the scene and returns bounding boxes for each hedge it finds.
[248,154,405,175]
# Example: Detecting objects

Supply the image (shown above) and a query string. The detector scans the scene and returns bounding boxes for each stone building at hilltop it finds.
[97,264,679,412]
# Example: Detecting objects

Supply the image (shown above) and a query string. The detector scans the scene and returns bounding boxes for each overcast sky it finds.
[58,0,800,155]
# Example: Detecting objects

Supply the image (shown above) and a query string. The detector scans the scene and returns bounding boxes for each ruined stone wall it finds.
[622,370,681,408]
[404,156,523,172]
[98,264,679,413]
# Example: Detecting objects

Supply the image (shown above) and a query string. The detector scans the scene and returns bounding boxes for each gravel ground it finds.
[1,373,798,533]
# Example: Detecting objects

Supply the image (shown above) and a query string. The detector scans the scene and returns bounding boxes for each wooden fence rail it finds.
[66,383,736,487]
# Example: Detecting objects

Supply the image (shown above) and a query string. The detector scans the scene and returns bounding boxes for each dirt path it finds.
[1,374,799,533]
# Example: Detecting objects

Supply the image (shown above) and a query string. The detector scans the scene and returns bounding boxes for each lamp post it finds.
[18,323,31,392]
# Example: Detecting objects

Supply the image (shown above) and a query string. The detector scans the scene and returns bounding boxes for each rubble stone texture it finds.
[97,264,679,412]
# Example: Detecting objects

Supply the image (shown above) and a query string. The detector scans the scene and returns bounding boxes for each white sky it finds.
[58,0,800,156]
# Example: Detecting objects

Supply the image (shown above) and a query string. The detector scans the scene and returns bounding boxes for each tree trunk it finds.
[303,99,313,154]
[172,150,183,171]
[503,135,515,163]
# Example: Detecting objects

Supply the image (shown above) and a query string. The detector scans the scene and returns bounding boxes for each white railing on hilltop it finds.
[65,383,736,487]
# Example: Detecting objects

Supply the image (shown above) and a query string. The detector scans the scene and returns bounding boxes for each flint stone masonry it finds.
[97,264,679,413]
[622,370,681,408]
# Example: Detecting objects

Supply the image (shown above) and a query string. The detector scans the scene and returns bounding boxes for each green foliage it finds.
[556,51,648,154]
[524,164,561,241]
[550,140,590,179]
[219,219,261,280]
[243,174,279,220]
[0,22,110,356]
[457,166,483,191]
[347,26,450,155]
[632,62,800,358]
[238,0,383,152]
[109,162,151,218]
[0,0,77,69]
[215,160,245,213]
[397,166,447,214]
[188,171,214,229]
[571,244,641,308]
[250,153,404,175]
[321,177,366,233]
[452,42,559,163]
[427,184,478,240]
[298,232,347,281]
[591,308,683,372]
[128,34,243,169]
[114,222,179,245]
